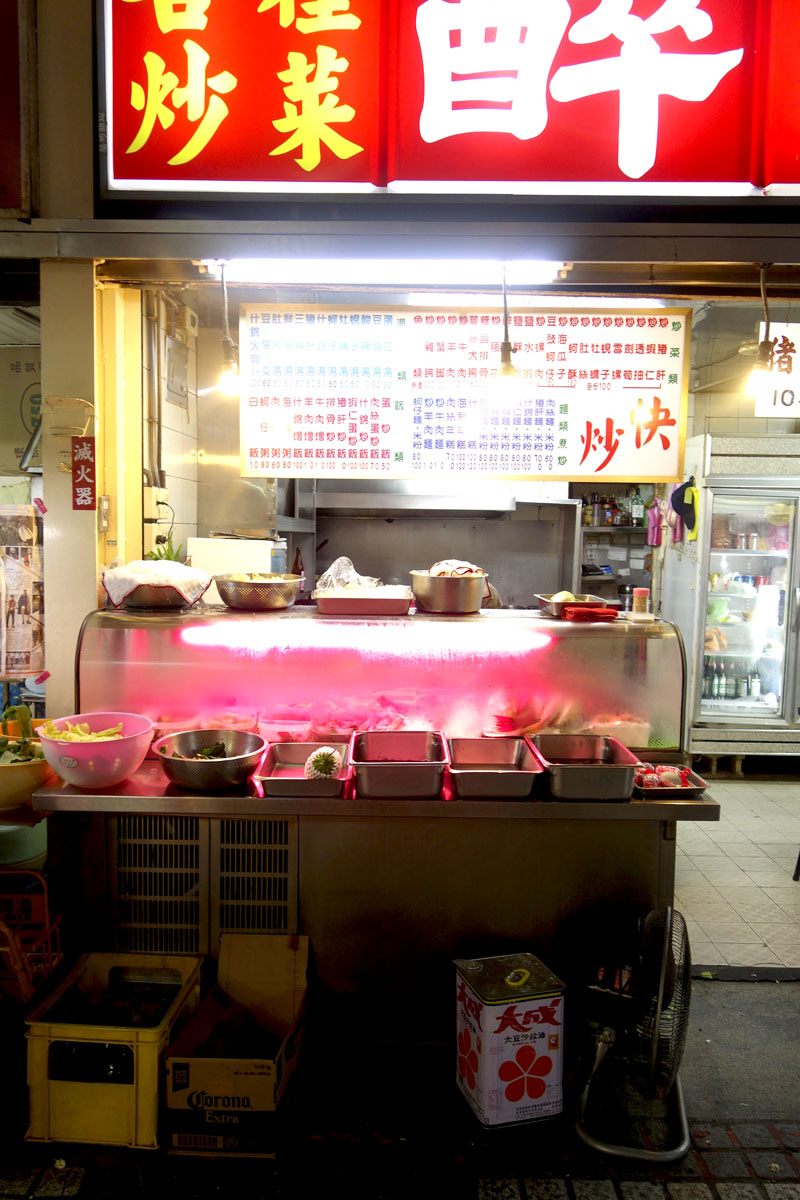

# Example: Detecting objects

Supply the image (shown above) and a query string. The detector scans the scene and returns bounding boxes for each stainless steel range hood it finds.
[315,479,518,518]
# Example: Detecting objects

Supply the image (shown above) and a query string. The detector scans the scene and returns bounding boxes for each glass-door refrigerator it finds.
[699,488,796,730]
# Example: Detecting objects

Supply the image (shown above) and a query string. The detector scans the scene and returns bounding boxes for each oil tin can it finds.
[454,951,565,1127]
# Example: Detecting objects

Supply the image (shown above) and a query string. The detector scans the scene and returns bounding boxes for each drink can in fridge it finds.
[455,952,564,1127]
[748,533,759,550]
[736,533,747,549]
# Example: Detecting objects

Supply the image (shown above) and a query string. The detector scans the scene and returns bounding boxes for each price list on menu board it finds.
[240,305,690,482]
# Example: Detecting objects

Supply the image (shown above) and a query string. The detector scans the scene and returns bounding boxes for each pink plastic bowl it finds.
[37,711,154,789]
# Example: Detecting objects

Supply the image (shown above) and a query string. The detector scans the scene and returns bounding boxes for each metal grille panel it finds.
[109,815,206,954]
[109,816,297,955]
[212,819,297,947]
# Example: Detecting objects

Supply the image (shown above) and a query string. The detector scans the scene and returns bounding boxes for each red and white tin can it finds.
[455,952,565,1127]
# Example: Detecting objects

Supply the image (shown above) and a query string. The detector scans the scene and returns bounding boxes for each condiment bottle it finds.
[632,587,650,614]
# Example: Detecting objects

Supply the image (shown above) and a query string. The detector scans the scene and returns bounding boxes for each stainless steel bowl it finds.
[121,583,207,609]
[152,729,267,790]
[410,571,487,613]
[214,574,301,611]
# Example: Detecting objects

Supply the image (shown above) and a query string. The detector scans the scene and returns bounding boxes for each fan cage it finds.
[632,907,692,1099]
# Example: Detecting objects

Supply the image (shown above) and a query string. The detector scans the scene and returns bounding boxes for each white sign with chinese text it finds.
[753,322,800,417]
[239,305,690,481]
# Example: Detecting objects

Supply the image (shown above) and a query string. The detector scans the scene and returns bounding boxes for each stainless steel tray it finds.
[528,734,640,800]
[256,741,349,797]
[448,737,542,799]
[535,593,606,617]
[633,768,709,799]
[349,730,449,798]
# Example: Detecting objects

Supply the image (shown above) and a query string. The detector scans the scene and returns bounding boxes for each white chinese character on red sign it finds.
[550,0,743,179]
[417,0,570,141]
[415,0,743,179]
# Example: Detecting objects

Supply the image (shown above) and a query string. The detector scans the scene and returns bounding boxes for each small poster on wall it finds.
[0,505,43,679]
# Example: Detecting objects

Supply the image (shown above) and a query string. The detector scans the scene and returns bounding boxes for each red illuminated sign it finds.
[71,436,97,511]
[100,0,799,196]
[0,0,23,213]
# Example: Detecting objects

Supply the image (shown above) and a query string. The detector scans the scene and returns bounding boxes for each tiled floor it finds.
[676,777,800,969]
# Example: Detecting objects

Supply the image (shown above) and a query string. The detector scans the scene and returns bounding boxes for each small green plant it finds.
[145,530,184,561]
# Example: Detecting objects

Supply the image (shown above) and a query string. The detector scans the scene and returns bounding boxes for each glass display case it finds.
[75,607,686,754]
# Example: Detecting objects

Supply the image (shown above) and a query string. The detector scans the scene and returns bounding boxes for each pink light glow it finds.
[178,617,552,657]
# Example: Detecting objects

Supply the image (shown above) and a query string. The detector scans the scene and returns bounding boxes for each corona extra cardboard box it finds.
[165,933,308,1157]
[454,951,565,1127]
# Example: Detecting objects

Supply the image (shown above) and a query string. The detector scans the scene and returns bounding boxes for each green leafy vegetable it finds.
[164,741,227,761]
[0,704,46,763]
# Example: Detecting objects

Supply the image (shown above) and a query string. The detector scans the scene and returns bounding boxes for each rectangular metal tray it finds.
[314,595,411,616]
[256,741,349,797]
[448,737,543,799]
[528,734,641,800]
[633,768,709,799]
[349,730,449,798]
[535,594,606,617]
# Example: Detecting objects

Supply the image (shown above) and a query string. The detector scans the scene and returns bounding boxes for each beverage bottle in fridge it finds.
[749,661,762,698]
[726,659,738,700]
[702,657,713,698]
[591,493,602,525]
[716,658,727,700]
[736,665,750,698]
[630,487,644,527]
[710,658,720,699]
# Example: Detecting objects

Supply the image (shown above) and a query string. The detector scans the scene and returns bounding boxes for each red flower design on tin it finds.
[458,1029,479,1091]
[498,1044,552,1102]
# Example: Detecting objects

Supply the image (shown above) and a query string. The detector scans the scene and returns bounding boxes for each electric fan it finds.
[576,906,692,1162]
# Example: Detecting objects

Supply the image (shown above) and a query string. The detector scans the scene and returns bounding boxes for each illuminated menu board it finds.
[239,305,690,482]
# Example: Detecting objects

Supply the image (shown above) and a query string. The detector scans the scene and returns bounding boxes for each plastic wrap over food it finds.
[427,559,486,576]
[102,559,211,607]
[311,554,388,592]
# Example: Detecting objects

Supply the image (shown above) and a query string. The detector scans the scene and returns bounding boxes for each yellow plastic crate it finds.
[25,952,202,1149]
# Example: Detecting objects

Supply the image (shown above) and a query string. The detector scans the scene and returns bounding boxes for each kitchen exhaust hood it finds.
[314,481,518,518]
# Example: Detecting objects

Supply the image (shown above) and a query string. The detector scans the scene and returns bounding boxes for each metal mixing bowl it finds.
[152,729,267,790]
[410,571,488,613]
[214,574,301,611]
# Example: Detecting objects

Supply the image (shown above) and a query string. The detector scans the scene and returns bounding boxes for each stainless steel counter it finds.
[32,759,721,821]
[33,761,720,1039]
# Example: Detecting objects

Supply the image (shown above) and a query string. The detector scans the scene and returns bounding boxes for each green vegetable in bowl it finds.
[0,704,46,763]
[163,741,227,761]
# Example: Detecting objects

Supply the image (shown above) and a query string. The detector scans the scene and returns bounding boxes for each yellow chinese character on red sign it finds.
[270,45,362,171]
[123,0,211,35]
[257,0,360,32]
[127,38,237,164]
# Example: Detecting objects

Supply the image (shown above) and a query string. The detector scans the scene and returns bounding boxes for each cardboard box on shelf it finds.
[164,933,308,1158]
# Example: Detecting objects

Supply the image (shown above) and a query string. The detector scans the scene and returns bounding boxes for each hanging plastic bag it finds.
[646,497,662,546]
